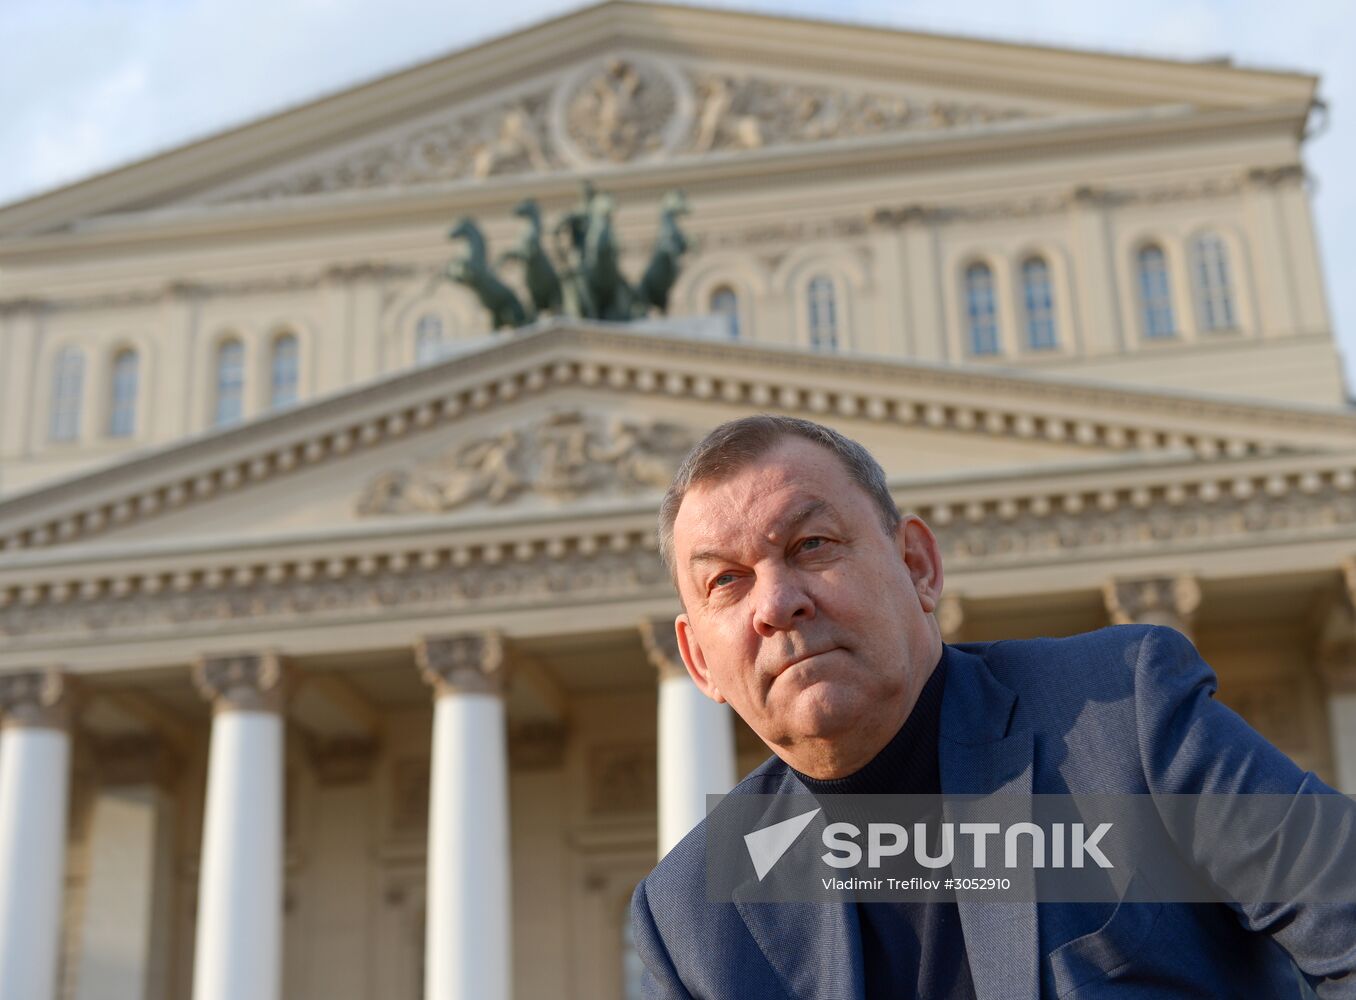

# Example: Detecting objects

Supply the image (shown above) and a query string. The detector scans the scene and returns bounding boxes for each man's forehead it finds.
[673,439,859,547]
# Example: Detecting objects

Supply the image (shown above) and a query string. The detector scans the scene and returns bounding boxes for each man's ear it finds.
[675,613,725,704]
[896,514,944,614]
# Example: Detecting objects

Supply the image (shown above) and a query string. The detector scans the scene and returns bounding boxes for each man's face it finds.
[671,437,944,774]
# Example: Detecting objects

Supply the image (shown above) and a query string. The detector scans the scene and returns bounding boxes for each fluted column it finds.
[190,653,288,1000]
[1104,575,1201,640]
[0,669,74,1000]
[641,618,737,856]
[416,633,511,1000]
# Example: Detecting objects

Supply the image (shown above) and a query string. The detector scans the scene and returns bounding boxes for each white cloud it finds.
[2,0,1351,391]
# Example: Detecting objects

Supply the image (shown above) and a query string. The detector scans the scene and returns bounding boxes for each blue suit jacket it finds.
[631,625,1356,998]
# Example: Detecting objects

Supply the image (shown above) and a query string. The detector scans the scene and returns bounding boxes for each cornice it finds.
[1,324,1353,556]
[0,103,1305,263]
[1,448,1353,648]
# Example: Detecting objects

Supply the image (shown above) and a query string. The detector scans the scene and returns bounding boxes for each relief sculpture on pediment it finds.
[354,409,696,515]
[553,56,691,166]
[682,73,1032,154]
[220,92,561,201]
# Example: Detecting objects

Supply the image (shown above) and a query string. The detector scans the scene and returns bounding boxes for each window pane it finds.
[270,333,299,409]
[807,275,837,351]
[49,348,84,442]
[1191,233,1235,332]
[964,263,999,355]
[108,349,139,438]
[415,313,444,365]
[214,340,244,427]
[1137,245,1176,339]
[1021,257,1058,351]
[710,286,740,339]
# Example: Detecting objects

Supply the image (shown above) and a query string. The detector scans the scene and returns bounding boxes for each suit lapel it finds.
[730,774,866,1000]
[733,890,864,1000]
[939,646,1040,1000]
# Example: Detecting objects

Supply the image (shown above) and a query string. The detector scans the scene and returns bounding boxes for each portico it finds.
[0,324,1353,998]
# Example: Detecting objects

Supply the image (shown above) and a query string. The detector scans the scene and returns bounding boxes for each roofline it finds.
[0,0,1318,237]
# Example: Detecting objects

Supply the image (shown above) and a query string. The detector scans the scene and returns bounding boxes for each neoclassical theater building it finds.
[1,3,1355,998]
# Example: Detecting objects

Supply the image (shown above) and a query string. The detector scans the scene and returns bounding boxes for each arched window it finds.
[1136,244,1176,339]
[709,286,740,339]
[1190,232,1235,332]
[1020,256,1058,350]
[964,262,999,356]
[806,274,838,351]
[414,313,445,365]
[214,339,245,427]
[108,348,139,438]
[270,333,299,410]
[48,347,84,443]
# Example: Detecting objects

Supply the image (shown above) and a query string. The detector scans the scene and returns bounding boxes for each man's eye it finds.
[799,537,827,552]
[712,573,736,588]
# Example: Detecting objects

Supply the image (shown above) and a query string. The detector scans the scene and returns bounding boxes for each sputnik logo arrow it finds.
[744,807,821,881]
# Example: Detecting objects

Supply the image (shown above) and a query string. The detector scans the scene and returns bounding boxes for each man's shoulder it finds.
[950,622,1192,695]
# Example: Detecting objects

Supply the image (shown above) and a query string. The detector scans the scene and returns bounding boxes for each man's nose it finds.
[752,571,815,636]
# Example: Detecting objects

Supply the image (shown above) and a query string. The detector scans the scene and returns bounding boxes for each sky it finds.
[2,0,1352,394]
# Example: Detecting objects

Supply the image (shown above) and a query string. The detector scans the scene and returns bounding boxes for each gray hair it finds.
[657,415,901,586]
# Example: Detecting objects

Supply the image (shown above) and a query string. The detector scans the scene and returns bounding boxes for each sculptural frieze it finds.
[220,92,560,202]
[554,57,689,165]
[214,57,1034,203]
[680,72,1031,154]
[354,409,696,515]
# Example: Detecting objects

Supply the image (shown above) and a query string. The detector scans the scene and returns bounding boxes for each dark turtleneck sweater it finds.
[793,653,977,1000]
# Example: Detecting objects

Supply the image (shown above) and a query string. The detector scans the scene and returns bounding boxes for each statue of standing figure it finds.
[442,182,691,327]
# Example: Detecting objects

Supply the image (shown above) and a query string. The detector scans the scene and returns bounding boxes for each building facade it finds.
[0,3,1354,998]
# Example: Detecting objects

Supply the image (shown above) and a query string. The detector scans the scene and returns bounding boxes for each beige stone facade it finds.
[0,3,1354,998]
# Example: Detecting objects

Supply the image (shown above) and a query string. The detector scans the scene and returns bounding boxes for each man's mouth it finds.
[775,648,841,676]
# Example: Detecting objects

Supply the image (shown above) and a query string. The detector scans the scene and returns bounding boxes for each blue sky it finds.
[3,0,1351,395]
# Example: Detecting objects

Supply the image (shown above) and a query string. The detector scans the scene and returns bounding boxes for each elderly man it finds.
[630,414,1353,999]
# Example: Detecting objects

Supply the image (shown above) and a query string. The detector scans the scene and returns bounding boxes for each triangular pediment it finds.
[1,322,1353,560]
[0,2,1315,236]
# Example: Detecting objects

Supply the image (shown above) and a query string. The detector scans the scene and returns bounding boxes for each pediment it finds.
[0,2,1315,236]
[183,53,1054,208]
[2,322,1353,560]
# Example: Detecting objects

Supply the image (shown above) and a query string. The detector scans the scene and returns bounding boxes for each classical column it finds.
[640,618,737,856]
[0,669,74,1000]
[415,633,511,1000]
[1104,575,1201,640]
[190,653,288,1000]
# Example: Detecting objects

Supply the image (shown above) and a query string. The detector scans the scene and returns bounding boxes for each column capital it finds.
[639,617,687,683]
[1103,575,1201,630]
[0,668,75,729]
[416,632,506,696]
[1244,164,1305,189]
[192,652,289,714]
